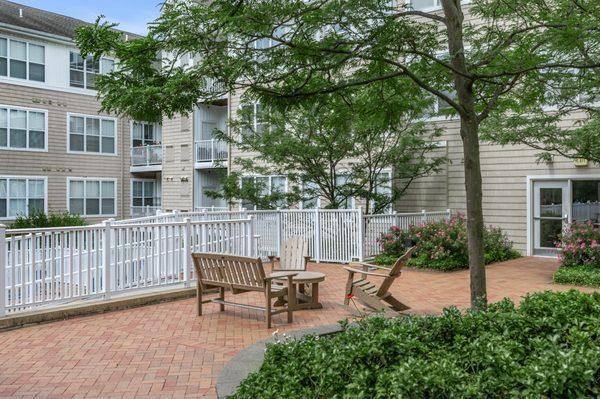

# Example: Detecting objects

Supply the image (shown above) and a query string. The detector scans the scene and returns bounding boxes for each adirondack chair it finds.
[343,247,416,314]
[267,235,311,272]
[191,252,297,328]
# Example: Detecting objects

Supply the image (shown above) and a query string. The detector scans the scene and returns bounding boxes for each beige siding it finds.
[0,82,132,223]
[161,113,195,212]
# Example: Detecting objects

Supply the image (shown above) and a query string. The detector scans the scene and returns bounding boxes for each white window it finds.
[0,177,46,219]
[409,0,470,11]
[240,102,269,137]
[132,180,161,208]
[0,105,46,151]
[301,181,321,209]
[132,122,162,147]
[0,37,45,82]
[240,175,287,210]
[68,114,116,155]
[335,175,355,209]
[69,51,114,90]
[68,178,116,216]
[372,171,393,214]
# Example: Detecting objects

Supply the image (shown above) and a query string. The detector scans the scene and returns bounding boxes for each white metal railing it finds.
[131,205,162,218]
[113,208,451,263]
[131,145,163,167]
[0,217,255,316]
[195,139,228,163]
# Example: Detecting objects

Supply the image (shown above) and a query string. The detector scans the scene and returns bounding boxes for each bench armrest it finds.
[343,266,389,278]
[351,261,390,270]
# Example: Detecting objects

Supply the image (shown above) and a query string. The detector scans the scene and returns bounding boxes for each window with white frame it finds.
[132,180,160,208]
[240,175,287,210]
[240,102,269,137]
[335,175,355,209]
[301,181,321,209]
[0,177,45,218]
[69,115,116,154]
[68,179,116,216]
[372,171,393,214]
[409,0,470,11]
[69,51,114,90]
[0,37,45,82]
[132,122,162,147]
[0,106,46,150]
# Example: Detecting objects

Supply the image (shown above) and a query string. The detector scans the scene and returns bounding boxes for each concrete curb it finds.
[216,323,345,398]
[0,287,196,331]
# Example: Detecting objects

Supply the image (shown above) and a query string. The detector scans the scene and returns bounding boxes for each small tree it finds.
[213,86,444,212]
[76,0,600,309]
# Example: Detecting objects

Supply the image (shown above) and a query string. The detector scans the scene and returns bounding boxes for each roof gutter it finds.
[0,22,74,45]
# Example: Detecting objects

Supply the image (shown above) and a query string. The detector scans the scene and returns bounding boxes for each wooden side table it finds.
[270,271,326,310]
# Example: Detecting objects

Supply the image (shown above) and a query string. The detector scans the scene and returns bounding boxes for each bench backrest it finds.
[376,246,416,297]
[192,252,266,291]
[279,235,308,271]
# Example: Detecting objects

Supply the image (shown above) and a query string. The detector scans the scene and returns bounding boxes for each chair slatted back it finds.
[376,246,416,297]
[192,253,266,291]
[279,236,307,271]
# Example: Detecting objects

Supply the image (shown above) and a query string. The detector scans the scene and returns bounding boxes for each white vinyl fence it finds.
[0,217,255,316]
[1,208,450,316]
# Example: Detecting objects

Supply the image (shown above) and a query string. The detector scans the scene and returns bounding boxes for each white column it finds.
[314,208,320,263]
[183,217,191,286]
[357,207,364,262]
[103,220,113,299]
[0,224,5,316]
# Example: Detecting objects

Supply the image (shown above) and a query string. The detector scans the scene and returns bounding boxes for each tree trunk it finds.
[443,0,487,309]
[460,119,487,309]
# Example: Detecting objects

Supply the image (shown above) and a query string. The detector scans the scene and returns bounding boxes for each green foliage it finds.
[554,265,600,288]
[8,210,87,229]
[552,223,600,287]
[372,253,398,266]
[379,215,520,271]
[231,290,600,398]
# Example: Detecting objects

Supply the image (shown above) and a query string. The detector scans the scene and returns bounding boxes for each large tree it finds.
[76,0,599,309]
[214,85,444,213]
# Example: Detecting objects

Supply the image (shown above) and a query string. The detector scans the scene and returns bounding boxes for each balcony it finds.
[195,139,228,169]
[130,145,163,172]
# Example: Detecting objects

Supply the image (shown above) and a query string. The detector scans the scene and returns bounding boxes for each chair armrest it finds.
[354,261,390,270]
[265,271,298,281]
[343,267,389,278]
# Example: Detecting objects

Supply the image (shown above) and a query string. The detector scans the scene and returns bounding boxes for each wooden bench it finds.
[191,252,297,328]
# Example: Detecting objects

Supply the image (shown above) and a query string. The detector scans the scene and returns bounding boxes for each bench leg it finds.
[197,280,203,316]
[265,281,272,329]
[219,287,225,312]
[287,278,295,324]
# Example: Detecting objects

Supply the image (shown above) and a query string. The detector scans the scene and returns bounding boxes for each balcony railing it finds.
[195,139,228,163]
[131,145,163,167]
[130,205,162,218]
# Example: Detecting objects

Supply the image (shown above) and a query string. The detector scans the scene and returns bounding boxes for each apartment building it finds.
[0,0,162,223]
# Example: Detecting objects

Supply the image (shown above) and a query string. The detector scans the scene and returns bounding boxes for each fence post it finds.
[421,209,426,224]
[276,208,282,256]
[446,209,451,220]
[183,217,191,286]
[314,208,320,263]
[103,220,112,300]
[357,207,364,262]
[247,216,255,257]
[0,224,6,317]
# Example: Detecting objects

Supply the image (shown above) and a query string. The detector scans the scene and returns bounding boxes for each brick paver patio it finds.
[0,257,597,398]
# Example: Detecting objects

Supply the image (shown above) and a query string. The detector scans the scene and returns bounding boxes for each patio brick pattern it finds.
[0,257,597,398]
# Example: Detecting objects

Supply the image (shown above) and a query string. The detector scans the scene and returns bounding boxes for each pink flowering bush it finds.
[378,214,520,271]
[557,222,600,269]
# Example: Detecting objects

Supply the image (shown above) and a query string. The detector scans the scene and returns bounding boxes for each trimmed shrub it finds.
[378,214,520,271]
[8,210,87,229]
[232,290,600,399]
[554,222,600,287]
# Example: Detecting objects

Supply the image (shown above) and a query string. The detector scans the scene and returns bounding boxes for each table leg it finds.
[311,282,322,309]
[299,283,305,294]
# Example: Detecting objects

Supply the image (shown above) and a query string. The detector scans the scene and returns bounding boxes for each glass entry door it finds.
[533,181,569,256]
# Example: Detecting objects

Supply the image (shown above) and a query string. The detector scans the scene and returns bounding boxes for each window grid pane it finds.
[0,177,46,218]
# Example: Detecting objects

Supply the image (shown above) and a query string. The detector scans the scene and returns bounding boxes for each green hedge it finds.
[8,210,86,229]
[232,290,600,398]
[554,265,600,287]
[378,214,520,271]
